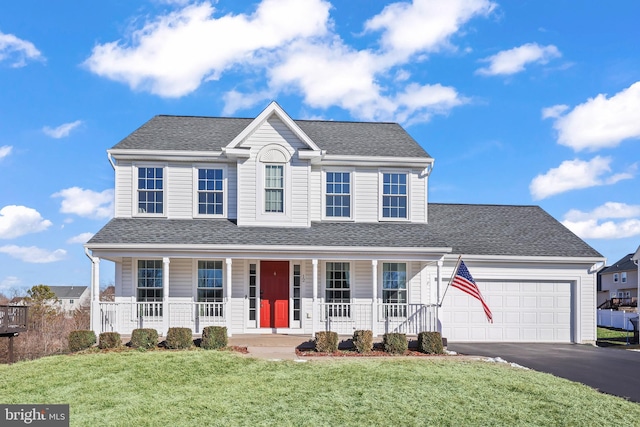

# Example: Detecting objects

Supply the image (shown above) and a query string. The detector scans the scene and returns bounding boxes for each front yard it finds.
[1,350,639,426]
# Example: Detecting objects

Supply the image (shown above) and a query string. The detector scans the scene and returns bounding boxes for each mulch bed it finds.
[295,343,446,357]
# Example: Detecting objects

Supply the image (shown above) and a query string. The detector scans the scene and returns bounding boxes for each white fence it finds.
[597,309,639,331]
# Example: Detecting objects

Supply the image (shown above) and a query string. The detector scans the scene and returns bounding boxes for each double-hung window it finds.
[621,272,627,283]
[325,172,351,218]
[613,273,619,283]
[197,260,224,316]
[265,165,284,213]
[197,168,224,215]
[382,172,407,219]
[138,167,163,214]
[383,263,407,317]
[137,260,163,317]
[326,262,350,317]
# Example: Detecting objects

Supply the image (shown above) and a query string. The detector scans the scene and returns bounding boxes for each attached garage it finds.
[440,281,573,343]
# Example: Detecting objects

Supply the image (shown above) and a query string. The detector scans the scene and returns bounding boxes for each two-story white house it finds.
[85,102,604,343]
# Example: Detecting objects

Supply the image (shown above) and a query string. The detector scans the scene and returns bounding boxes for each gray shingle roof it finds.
[428,203,602,258]
[600,253,636,274]
[111,115,430,158]
[49,286,88,299]
[88,204,602,258]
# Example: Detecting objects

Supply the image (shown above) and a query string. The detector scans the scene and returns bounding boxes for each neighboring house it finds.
[49,286,90,313]
[85,102,603,343]
[8,297,27,306]
[598,251,639,309]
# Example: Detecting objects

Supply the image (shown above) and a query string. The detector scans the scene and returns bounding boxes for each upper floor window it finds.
[326,172,351,218]
[138,167,163,214]
[382,172,407,219]
[265,164,284,213]
[621,272,627,283]
[197,168,223,215]
[613,273,619,283]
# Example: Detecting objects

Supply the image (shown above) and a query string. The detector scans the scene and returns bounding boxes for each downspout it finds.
[107,152,116,170]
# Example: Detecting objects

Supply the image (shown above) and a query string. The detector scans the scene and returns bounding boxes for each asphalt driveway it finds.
[447,343,640,403]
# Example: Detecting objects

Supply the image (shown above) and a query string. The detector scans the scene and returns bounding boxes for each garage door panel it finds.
[441,281,572,343]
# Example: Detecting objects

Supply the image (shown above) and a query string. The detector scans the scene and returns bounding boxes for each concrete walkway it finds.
[228,334,314,361]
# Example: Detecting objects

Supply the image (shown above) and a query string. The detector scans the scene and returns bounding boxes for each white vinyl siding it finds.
[115,162,133,218]
[309,166,322,222]
[354,169,378,222]
[236,116,309,227]
[227,166,238,219]
[411,171,426,223]
[167,164,192,218]
[169,259,193,298]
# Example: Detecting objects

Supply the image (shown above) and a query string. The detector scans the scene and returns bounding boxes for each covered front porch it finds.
[96,299,438,337]
[86,234,451,337]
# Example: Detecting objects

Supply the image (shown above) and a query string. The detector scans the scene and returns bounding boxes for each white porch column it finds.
[436,259,443,333]
[90,257,101,334]
[312,259,318,337]
[371,260,378,337]
[162,257,170,335]
[226,258,233,337]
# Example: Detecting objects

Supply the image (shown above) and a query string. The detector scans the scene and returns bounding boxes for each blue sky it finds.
[1,0,639,295]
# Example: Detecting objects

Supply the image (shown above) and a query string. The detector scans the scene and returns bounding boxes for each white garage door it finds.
[440,281,572,342]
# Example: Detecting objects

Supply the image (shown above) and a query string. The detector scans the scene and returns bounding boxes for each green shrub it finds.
[417,331,444,354]
[130,328,158,350]
[315,331,338,353]
[353,330,373,353]
[201,326,228,350]
[383,333,407,354]
[68,330,96,352]
[166,327,193,349]
[98,332,122,349]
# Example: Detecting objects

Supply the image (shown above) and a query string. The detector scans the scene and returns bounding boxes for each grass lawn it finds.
[597,326,637,347]
[1,350,639,426]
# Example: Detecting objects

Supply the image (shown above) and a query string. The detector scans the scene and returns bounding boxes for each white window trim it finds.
[621,272,627,283]
[191,259,226,301]
[322,168,354,221]
[378,169,411,221]
[323,261,352,303]
[133,163,167,217]
[613,273,619,283]
[192,164,228,218]
[255,144,292,223]
[134,258,164,301]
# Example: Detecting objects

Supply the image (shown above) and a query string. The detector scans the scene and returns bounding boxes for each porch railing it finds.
[98,301,227,335]
[319,302,437,335]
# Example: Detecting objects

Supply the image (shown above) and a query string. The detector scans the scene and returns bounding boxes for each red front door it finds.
[260,261,289,328]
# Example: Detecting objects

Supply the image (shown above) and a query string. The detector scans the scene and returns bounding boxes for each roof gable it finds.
[225,101,320,152]
[600,253,637,274]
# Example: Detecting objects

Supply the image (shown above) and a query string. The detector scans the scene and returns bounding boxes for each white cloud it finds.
[0,205,52,239]
[42,120,83,139]
[550,81,640,151]
[84,0,331,97]
[365,0,496,60]
[52,187,114,219]
[0,276,21,291]
[0,31,43,67]
[84,0,494,123]
[0,245,66,263]
[67,232,95,244]
[562,202,640,239]
[0,145,12,160]
[476,43,561,76]
[541,104,568,119]
[529,156,634,200]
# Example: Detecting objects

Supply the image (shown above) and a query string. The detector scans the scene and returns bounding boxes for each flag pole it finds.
[438,254,462,306]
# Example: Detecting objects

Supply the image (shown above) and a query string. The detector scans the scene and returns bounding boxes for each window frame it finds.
[134,164,166,217]
[613,273,619,283]
[136,259,164,303]
[196,260,224,303]
[382,262,407,317]
[325,262,351,317]
[193,165,227,218]
[322,169,353,220]
[264,164,285,213]
[621,272,627,283]
[379,170,410,221]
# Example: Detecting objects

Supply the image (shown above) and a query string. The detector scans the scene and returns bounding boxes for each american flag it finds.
[451,260,493,323]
